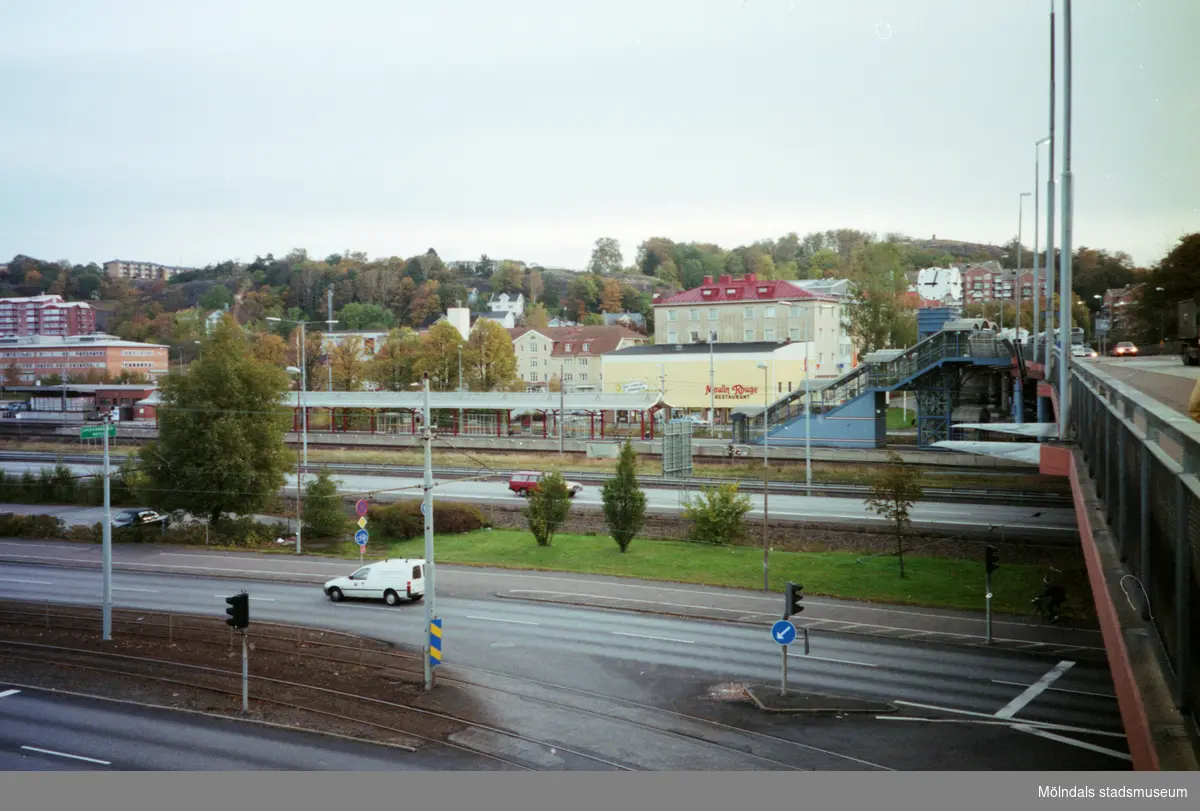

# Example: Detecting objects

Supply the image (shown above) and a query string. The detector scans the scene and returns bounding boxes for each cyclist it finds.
[1034,569,1067,624]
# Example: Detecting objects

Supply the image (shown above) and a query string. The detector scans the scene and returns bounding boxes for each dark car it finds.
[112,509,166,528]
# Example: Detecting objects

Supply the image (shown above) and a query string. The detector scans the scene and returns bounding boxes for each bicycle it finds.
[1030,567,1068,625]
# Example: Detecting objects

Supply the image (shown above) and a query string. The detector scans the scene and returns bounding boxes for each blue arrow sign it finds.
[771,620,797,646]
[354,529,368,546]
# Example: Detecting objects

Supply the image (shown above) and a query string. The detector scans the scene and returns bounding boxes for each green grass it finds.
[310,528,1093,620]
[886,407,917,430]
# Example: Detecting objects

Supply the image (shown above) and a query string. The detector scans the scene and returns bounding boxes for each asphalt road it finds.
[0,687,502,770]
[0,462,1078,538]
[0,561,1130,771]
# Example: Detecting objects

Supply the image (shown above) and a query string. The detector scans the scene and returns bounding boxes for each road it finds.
[0,561,1130,771]
[0,462,1079,538]
[0,687,504,770]
[1088,356,1199,417]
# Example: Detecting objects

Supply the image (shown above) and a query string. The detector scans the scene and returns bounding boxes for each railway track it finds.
[0,601,891,771]
[0,450,1071,507]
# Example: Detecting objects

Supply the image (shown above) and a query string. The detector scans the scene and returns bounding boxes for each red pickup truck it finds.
[508,471,584,498]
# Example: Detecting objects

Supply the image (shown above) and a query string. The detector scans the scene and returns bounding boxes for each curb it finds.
[743,685,898,715]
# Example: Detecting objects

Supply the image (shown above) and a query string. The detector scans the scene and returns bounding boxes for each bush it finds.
[524,471,572,547]
[368,501,489,541]
[302,468,349,539]
[683,483,752,545]
[0,513,68,539]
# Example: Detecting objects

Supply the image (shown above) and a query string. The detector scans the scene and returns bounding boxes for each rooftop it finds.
[655,273,839,306]
[509,325,645,356]
[606,340,797,357]
[138,389,675,412]
[0,332,168,349]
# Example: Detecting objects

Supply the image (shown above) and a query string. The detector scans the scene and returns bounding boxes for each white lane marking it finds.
[876,716,1128,739]
[788,653,878,669]
[465,615,539,626]
[1012,724,1132,761]
[0,689,20,699]
[0,577,53,585]
[20,745,111,765]
[112,587,159,593]
[612,631,694,644]
[211,595,274,602]
[991,679,1116,700]
[994,660,1075,719]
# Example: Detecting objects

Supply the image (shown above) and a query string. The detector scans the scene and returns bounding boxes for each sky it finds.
[1,0,1196,271]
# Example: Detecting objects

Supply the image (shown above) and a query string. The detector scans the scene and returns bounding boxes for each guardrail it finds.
[1070,359,1199,737]
[0,451,1071,507]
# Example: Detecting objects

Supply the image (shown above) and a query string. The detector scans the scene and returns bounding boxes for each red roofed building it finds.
[652,272,853,373]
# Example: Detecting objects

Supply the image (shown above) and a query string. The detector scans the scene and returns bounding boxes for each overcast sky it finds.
[1,0,1195,271]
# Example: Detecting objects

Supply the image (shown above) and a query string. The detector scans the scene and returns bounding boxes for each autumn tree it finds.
[523,302,551,331]
[864,450,924,578]
[463,319,518,391]
[600,278,623,313]
[588,237,624,275]
[525,269,544,304]
[249,332,288,367]
[415,322,464,391]
[408,280,442,327]
[490,261,524,295]
[4,363,22,385]
[367,328,422,390]
[330,336,366,390]
[338,302,396,330]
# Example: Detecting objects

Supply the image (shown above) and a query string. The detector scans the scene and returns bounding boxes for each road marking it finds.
[0,577,52,585]
[0,689,20,699]
[612,631,695,644]
[465,615,539,626]
[789,653,878,668]
[876,716,1128,738]
[1012,724,1132,761]
[991,679,1116,700]
[994,660,1075,719]
[20,745,111,765]
[112,587,159,593]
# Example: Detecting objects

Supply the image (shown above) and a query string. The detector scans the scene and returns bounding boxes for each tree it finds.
[525,269,544,304]
[330,336,366,390]
[414,321,464,390]
[588,237,624,275]
[408,280,442,327]
[303,468,348,539]
[601,440,646,553]
[523,302,551,330]
[683,483,751,545]
[4,362,21,386]
[1136,233,1200,339]
[864,450,924,578]
[490,261,524,295]
[199,284,234,312]
[367,328,422,390]
[249,332,288,367]
[338,302,396,330]
[136,316,292,526]
[463,319,518,391]
[600,278,623,313]
[524,471,572,546]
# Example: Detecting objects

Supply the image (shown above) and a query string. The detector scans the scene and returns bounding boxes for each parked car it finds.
[323,559,425,605]
[1112,341,1138,357]
[112,509,167,528]
[507,471,584,498]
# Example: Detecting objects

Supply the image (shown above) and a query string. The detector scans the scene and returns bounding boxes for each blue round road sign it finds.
[771,620,797,646]
[354,529,368,546]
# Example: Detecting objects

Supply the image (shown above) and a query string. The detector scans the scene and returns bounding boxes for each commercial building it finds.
[0,295,96,338]
[104,259,197,281]
[601,340,817,424]
[651,273,851,374]
[0,333,169,384]
[510,325,646,391]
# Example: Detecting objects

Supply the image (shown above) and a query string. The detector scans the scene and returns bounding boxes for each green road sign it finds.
[80,424,117,439]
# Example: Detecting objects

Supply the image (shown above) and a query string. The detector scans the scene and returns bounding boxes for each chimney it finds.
[744,272,756,283]
[446,307,471,341]
[719,275,732,284]
[702,276,713,285]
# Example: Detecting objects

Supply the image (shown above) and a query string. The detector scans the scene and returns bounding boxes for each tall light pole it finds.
[1057,0,1074,440]
[101,408,113,641]
[1044,0,1058,376]
[326,286,335,393]
[1034,137,1050,424]
[268,316,308,555]
[1156,287,1166,342]
[419,373,436,692]
[708,330,716,433]
[757,361,770,592]
[804,336,812,496]
[1016,192,1031,337]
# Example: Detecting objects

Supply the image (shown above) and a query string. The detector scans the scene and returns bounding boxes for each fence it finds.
[1070,360,1198,733]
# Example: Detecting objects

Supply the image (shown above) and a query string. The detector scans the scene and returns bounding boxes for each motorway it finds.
[0,461,1078,539]
[0,688,505,770]
[0,560,1130,771]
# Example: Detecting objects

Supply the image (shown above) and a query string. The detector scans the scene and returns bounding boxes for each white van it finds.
[323,559,426,606]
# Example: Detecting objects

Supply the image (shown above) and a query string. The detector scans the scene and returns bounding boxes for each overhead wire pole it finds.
[101,408,112,641]
[421,372,436,692]
[327,285,334,392]
[757,361,770,591]
[268,315,309,554]
[1057,0,1074,440]
[1044,0,1057,377]
[1033,135,1049,425]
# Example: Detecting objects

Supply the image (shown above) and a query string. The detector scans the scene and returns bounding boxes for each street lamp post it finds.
[268,316,308,555]
[1044,1,1058,378]
[757,361,770,592]
[1034,137,1050,426]
[1057,0,1075,440]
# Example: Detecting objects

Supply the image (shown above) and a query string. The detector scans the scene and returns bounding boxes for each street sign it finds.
[771,620,797,646]
[354,529,368,546]
[420,501,426,516]
[357,516,367,529]
[429,617,442,668]
[355,499,369,517]
[80,424,116,439]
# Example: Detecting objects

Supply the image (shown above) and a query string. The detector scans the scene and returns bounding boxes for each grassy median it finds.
[313,528,1092,621]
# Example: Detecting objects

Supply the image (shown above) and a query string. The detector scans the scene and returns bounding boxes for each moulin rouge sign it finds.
[705,383,760,401]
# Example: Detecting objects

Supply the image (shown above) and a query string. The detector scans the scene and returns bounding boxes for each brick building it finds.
[0,333,169,384]
[0,295,97,337]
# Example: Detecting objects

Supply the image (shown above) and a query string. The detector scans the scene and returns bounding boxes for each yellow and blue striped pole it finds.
[429,617,442,668]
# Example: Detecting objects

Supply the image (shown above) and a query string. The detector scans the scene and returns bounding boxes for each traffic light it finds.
[225,592,249,630]
[784,581,805,619]
[985,546,999,575]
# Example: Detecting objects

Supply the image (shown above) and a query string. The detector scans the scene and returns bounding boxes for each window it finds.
[580,373,588,381]
[744,307,755,318]
[744,329,754,341]
[531,373,539,382]
[791,306,803,317]
[789,328,799,340]
[412,565,422,579]
[531,359,538,368]
[583,343,590,351]
[690,331,700,342]
[764,306,776,318]
[708,308,718,320]
[563,358,573,366]
[667,331,678,343]
[579,358,588,366]
[565,343,572,351]
[668,310,677,321]
[689,309,699,320]
[764,328,776,341]
[531,342,537,352]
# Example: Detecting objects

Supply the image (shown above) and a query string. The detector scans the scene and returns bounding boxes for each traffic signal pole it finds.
[241,629,249,713]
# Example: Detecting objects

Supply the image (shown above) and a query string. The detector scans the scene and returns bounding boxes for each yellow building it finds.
[601,340,816,423]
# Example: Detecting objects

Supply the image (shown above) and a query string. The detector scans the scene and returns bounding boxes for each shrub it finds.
[524,471,572,547]
[0,513,68,539]
[302,468,349,539]
[368,501,489,541]
[602,439,646,553]
[683,483,752,545]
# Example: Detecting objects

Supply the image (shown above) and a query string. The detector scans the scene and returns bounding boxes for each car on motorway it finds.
[1112,341,1138,357]
[1070,345,1098,359]
[507,471,584,498]
[112,508,167,528]
[323,558,425,605]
